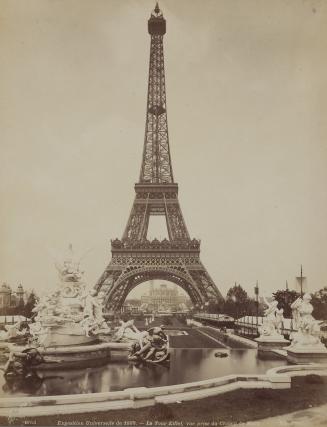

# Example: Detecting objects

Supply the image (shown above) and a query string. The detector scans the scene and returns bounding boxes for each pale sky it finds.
[1,0,326,300]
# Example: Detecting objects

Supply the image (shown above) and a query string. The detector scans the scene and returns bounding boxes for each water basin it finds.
[0,348,288,397]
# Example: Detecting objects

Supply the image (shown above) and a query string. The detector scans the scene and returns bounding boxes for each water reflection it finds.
[2,372,64,395]
[0,349,287,397]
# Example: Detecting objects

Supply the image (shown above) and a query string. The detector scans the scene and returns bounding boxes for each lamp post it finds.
[231,295,238,320]
[254,281,259,328]
[285,280,290,318]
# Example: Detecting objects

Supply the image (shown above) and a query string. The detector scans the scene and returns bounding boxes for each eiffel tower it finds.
[96,4,223,313]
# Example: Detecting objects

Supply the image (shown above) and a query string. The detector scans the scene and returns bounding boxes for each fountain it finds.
[4,245,124,369]
[2,245,170,381]
[29,252,111,348]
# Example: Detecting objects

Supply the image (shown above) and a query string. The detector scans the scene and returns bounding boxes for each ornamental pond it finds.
[0,347,288,397]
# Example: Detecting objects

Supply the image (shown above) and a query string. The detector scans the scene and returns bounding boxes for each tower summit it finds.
[96,5,223,312]
[140,3,172,184]
[148,2,166,35]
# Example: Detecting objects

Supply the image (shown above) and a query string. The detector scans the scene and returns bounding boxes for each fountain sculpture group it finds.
[1,246,169,385]
[256,293,327,363]
[28,246,111,348]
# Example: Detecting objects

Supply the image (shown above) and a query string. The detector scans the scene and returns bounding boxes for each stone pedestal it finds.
[256,336,290,359]
[287,346,327,364]
[38,323,98,348]
[256,336,290,349]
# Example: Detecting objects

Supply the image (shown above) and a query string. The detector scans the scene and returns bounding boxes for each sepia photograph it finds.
[0,0,327,426]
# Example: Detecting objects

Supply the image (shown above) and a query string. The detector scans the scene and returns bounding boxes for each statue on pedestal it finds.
[258,296,284,338]
[290,293,324,349]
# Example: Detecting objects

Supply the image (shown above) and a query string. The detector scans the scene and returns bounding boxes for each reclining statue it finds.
[0,320,29,342]
[3,348,44,380]
[127,325,169,364]
[113,319,144,342]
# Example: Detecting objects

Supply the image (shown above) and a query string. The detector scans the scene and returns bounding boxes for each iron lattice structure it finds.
[96,4,223,313]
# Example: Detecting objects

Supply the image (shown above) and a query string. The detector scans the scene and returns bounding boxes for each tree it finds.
[17,298,25,315]
[272,287,327,320]
[205,300,224,314]
[23,291,38,319]
[311,287,327,320]
[272,290,300,318]
[224,284,250,318]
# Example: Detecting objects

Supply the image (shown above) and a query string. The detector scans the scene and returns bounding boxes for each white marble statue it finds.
[31,293,65,325]
[289,293,325,349]
[54,244,84,283]
[258,296,284,338]
[29,244,110,345]
[79,288,110,336]
[81,289,99,318]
